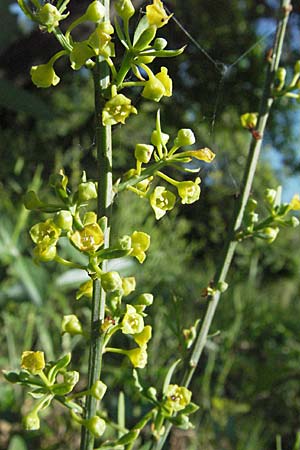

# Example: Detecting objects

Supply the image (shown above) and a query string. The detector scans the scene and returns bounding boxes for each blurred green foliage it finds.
[1,1,300,449]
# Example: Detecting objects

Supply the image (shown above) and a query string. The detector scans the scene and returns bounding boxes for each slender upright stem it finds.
[153,1,291,448]
[80,1,112,450]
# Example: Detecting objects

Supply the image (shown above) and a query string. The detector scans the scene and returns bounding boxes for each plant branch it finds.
[80,1,112,449]
[153,1,292,448]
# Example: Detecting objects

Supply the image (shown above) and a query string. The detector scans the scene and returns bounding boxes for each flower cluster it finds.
[20,0,184,128]
[4,352,80,431]
[120,111,215,219]
[238,186,300,243]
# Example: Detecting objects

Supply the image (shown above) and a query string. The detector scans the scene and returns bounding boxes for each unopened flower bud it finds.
[294,60,300,74]
[115,0,135,20]
[84,416,106,437]
[275,67,286,91]
[257,227,279,243]
[265,188,277,207]
[146,386,157,401]
[151,130,169,146]
[246,198,258,212]
[61,315,83,336]
[174,129,196,147]
[23,411,40,430]
[63,370,79,386]
[240,112,258,130]
[85,1,106,22]
[135,144,154,163]
[90,380,107,400]
[101,271,123,292]
[136,293,154,306]
[78,181,97,202]
[153,37,168,50]
[54,211,73,230]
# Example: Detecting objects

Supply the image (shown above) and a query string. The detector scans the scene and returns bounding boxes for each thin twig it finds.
[80,1,112,449]
[153,1,292,448]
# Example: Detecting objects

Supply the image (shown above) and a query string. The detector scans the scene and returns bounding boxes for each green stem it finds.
[53,27,73,53]
[156,170,178,186]
[80,2,112,450]
[116,160,166,193]
[153,1,291,448]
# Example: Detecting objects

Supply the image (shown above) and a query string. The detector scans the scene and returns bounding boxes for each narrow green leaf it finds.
[162,359,181,395]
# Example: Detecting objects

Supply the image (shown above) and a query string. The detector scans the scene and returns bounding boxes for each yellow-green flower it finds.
[102,94,137,126]
[21,351,45,374]
[126,346,148,368]
[176,178,201,204]
[150,186,176,219]
[142,67,172,102]
[36,3,68,32]
[146,0,172,28]
[165,384,192,412]
[181,147,216,163]
[121,305,144,335]
[70,223,104,253]
[134,325,152,347]
[61,315,83,336]
[33,242,57,262]
[30,219,61,245]
[130,231,151,263]
[76,279,93,300]
[30,62,60,88]
[122,277,136,296]
[88,22,114,57]
[289,194,300,211]
[240,112,258,129]
[156,67,172,96]
[70,42,95,70]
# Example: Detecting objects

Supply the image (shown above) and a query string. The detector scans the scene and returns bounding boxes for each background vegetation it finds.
[1,1,300,449]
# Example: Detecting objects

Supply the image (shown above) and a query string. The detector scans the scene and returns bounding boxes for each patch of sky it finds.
[9,2,35,34]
